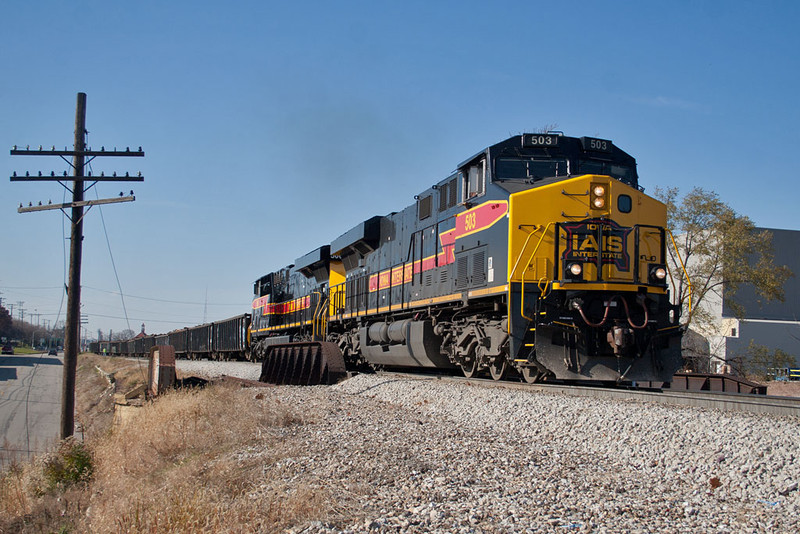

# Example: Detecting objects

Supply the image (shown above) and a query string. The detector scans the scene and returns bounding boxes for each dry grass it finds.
[74,353,150,440]
[1,354,336,534]
[1,439,94,533]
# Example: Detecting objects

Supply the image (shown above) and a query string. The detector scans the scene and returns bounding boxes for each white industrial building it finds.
[684,228,800,372]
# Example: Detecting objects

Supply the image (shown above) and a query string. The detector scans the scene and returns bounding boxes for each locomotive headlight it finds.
[648,264,668,285]
[590,183,608,210]
[565,262,584,281]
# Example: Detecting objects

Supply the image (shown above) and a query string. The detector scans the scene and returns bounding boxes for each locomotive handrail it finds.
[329,270,371,319]
[510,228,537,281]
[561,189,589,197]
[510,223,552,280]
[311,291,328,341]
[666,228,693,315]
[561,211,589,218]
[515,223,554,321]
[537,277,551,298]
[330,282,341,318]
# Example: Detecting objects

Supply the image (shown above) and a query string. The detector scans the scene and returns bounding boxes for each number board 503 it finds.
[581,137,613,153]
[523,134,559,147]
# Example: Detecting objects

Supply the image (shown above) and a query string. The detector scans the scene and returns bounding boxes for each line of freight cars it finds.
[89,314,258,361]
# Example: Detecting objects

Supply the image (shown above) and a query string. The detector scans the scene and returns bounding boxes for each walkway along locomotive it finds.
[250,133,685,385]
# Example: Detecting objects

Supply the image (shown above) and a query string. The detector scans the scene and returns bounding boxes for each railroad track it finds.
[375,371,800,418]
[146,356,800,417]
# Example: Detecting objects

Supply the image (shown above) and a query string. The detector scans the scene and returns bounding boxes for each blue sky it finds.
[2,1,799,336]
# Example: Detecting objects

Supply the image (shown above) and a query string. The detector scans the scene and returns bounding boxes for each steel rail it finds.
[374,371,800,418]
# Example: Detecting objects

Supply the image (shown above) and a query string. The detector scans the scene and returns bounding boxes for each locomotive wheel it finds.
[521,367,540,384]
[460,357,479,379]
[488,358,507,381]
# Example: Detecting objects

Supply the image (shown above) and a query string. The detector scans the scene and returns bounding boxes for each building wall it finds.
[724,319,800,366]
[722,228,800,321]
[680,227,799,371]
[720,228,800,368]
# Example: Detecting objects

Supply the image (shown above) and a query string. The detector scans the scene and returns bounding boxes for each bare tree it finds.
[534,123,560,134]
[111,329,136,341]
[729,341,796,380]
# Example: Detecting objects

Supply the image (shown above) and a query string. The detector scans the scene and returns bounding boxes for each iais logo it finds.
[561,218,632,271]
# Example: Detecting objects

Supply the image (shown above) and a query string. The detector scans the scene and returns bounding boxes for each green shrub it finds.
[42,439,94,492]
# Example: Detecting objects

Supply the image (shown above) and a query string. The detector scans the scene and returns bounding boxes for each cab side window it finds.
[464,159,486,201]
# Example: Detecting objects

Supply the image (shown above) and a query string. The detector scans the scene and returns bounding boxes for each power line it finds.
[1,285,244,307]
[81,285,244,306]
[0,286,63,290]
[82,311,210,325]
[90,160,132,332]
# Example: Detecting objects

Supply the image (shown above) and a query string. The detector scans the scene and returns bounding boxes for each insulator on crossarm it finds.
[38,171,42,176]
[12,171,17,177]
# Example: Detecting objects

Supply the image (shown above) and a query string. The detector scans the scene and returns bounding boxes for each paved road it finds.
[0,352,63,468]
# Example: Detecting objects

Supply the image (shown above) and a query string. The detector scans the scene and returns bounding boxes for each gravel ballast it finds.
[179,361,800,531]
[175,359,264,382]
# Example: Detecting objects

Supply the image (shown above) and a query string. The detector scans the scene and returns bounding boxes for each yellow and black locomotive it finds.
[250,133,683,384]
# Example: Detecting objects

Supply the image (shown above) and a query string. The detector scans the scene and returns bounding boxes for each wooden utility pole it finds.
[63,93,86,439]
[10,92,144,439]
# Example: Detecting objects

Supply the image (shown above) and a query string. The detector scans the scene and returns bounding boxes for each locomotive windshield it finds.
[578,160,635,185]
[485,135,639,189]
[495,156,635,185]
[495,157,568,182]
